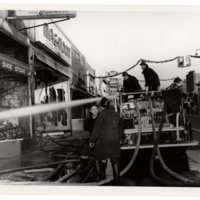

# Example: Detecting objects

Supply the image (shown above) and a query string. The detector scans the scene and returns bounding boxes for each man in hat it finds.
[89,97,125,185]
[140,60,160,92]
[122,71,142,93]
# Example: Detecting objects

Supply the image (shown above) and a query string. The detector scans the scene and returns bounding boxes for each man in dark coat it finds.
[122,71,142,101]
[79,104,99,173]
[89,97,125,185]
[140,60,160,91]
[122,71,142,93]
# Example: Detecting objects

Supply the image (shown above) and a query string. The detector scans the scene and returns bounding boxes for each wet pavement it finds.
[0,114,200,186]
[186,114,200,172]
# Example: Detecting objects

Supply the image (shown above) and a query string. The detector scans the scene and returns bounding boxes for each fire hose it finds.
[148,97,200,186]
[0,159,79,176]
[1,94,200,185]
[192,128,200,133]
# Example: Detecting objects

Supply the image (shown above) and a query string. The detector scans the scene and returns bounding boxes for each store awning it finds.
[33,46,70,78]
[0,18,30,47]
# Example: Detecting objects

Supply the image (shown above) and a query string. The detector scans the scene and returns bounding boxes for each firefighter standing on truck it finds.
[122,71,142,100]
[140,60,160,92]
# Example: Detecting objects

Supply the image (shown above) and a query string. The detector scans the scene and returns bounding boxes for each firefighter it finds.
[89,97,125,185]
[140,60,160,92]
[122,71,142,100]
[122,71,142,93]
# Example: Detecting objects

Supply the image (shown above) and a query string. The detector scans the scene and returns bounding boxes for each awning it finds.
[33,46,70,78]
[0,18,30,47]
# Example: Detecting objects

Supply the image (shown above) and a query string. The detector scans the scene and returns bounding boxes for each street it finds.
[0,114,199,186]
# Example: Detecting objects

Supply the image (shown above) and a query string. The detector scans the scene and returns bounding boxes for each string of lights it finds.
[142,56,179,64]
[138,77,177,82]
[94,60,141,79]
[92,54,199,81]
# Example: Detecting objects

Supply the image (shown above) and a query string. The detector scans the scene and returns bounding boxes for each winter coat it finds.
[123,75,142,93]
[89,108,125,159]
[142,66,160,91]
[85,117,96,134]
[80,116,97,157]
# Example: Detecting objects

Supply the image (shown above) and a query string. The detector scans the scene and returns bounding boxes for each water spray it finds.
[0,97,102,121]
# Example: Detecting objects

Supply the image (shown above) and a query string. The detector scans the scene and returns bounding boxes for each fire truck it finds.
[117,88,199,184]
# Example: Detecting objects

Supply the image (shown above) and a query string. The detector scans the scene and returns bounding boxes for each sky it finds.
[56,6,200,88]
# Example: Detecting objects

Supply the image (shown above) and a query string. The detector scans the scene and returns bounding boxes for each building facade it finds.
[0,10,98,156]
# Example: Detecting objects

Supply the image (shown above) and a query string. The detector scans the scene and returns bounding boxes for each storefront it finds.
[70,47,97,131]
[0,18,33,157]
[33,19,72,135]
[0,52,32,138]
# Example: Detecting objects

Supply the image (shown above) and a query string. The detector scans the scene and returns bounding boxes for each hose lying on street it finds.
[40,152,74,181]
[0,159,79,176]
[56,165,81,183]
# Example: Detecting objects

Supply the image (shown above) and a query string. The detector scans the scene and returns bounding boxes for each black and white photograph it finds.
[0,2,200,197]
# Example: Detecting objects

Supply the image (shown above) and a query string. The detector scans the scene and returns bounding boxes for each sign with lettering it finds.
[109,78,119,86]
[0,61,31,76]
[177,56,191,68]
[107,71,118,76]
[35,20,71,66]
[109,87,119,96]
[86,71,96,96]
[8,10,76,20]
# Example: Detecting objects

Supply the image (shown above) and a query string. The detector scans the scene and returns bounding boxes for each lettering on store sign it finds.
[43,24,71,63]
[1,61,30,76]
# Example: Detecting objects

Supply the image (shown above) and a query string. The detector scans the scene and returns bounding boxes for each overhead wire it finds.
[92,55,199,81]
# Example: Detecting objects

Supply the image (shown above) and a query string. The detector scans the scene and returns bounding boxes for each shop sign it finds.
[35,20,71,66]
[109,78,119,87]
[86,71,96,96]
[109,87,119,96]
[107,71,118,76]
[0,61,31,76]
[177,56,191,68]
[8,10,76,20]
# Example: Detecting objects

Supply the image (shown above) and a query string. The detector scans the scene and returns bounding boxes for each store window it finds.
[34,81,70,133]
[0,73,29,140]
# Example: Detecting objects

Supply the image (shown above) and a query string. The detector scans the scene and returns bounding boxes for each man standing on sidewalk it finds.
[89,97,125,185]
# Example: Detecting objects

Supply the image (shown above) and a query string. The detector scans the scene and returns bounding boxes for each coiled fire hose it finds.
[148,97,200,186]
